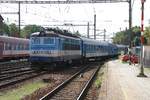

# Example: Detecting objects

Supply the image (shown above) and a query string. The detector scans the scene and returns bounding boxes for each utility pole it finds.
[94,14,96,40]
[18,1,21,36]
[137,0,147,77]
[104,29,106,41]
[128,0,132,65]
[87,22,89,38]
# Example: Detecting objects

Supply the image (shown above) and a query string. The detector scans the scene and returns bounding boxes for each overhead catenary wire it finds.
[0,4,63,25]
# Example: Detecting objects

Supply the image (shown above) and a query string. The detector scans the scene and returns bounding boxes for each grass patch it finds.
[144,67,150,73]
[95,79,102,88]
[0,81,48,100]
[94,71,104,89]
[94,63,107,89]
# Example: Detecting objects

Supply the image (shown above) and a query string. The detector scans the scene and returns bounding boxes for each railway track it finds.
[0,60,48,89]
[0,67,31,75]
[0,62,32,82]
[0,69,35,81]
[40,62,100,100]
[0,61,29,72]
[0,71,46,89]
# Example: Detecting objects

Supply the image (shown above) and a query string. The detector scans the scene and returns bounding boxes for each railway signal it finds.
[137,0,147,77]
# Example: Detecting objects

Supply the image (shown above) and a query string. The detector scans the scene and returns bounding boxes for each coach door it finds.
[0,41,4,57]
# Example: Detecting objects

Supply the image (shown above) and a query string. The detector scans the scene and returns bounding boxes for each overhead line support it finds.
[0,0,129,4]
[18,1,21,36]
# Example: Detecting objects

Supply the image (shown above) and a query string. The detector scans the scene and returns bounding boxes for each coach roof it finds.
[0,36,29,44]
[80,37,109,46]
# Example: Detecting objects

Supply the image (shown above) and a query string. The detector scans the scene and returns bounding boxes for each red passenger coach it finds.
[0,36,29,60]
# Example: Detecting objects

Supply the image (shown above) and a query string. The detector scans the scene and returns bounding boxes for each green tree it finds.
[73,31,81,36]
[144,26,150,44]
[133,36,140,46]
[113,31,130,45]
[9,23,19,37]
[132,26,141,46]
[113,26,142,46]
[0,23,10,35]
[21,25,43,38]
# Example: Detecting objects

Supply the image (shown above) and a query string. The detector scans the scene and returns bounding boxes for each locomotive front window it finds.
[31,37,40,44]
[44,38,54,44]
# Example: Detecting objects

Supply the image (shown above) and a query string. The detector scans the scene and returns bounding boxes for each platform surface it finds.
[98,60,150,100]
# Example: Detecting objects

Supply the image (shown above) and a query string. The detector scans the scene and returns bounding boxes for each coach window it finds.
[21,45,24,50]
[16,45,18,50]
[18,44,20,50]
[17,44,19,50]
[22,45,24,50]
[104,46,106,52]
[5,43,7,50]
[75,44,77,50]
[12,44,15,50]
[8,43,11,50]
[6,43,9,50]
[94,45,96,52]
[23,44,26,50]
[90,45,92,52]
[15,45,17,50]
[18,44,21,50]
[26,44,29,50]
[25,45,27,50]
[74,44,77,50]
[14,44,16,50]
[92,45,94,52]
[76,44,78,50]
[101,46,103,52]
[77,44,80,50]
[13,44,15,50]
[103,46,105,52]
[87,45,89,51]
[86,45,88,51]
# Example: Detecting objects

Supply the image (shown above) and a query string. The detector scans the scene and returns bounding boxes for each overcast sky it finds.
[0,0,150,41]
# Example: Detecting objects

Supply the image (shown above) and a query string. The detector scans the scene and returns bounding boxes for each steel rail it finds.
[77,65,100,100]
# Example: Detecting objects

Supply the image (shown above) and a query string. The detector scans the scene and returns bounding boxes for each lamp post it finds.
[137,0,147,77]
[128,0,132,65]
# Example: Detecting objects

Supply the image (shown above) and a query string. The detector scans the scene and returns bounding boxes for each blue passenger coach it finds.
[81,37,110,59]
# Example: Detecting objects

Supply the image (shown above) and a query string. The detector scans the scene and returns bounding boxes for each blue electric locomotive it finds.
[30,30,82,68]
